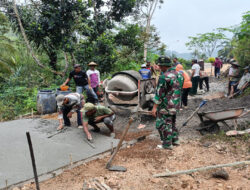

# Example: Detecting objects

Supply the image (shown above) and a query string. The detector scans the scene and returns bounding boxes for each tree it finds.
[74,0,143,73]
[232,11,250,68]
[6,0,88,73]
[186,32,227,58]
[136,0,164,61]
[0,13,16,76]
[217,41,234,59]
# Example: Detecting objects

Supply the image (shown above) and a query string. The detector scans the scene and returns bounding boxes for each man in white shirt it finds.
[190,59,201,95]
[56,93,83,128]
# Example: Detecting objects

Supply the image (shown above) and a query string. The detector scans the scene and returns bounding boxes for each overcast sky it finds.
[152,0,250,53]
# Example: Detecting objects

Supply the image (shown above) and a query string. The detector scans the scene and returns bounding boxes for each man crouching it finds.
[81,103,116,138]
[56,93,92,141]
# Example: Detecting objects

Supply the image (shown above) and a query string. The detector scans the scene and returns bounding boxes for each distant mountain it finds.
[165,50,193,60]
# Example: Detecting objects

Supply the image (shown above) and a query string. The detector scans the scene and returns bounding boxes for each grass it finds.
[238,86,250,98]
[200,130,250,144]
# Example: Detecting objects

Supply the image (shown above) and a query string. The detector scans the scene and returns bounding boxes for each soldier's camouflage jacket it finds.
[153,67,184,115]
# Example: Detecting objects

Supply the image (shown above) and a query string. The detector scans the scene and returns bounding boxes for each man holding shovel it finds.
[151,56,183,150]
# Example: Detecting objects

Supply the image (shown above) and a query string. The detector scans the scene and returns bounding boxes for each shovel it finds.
[182,100,207,127]
[106,117,133,172]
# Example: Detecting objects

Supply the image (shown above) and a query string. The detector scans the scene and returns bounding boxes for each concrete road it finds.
[0,119,119,189]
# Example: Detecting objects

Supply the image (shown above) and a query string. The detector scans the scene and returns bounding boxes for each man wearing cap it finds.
[81,103,116,137]
[151,56,183,150]
[87,62,101,102]
[139,64,151,79]
[62,64,98,103]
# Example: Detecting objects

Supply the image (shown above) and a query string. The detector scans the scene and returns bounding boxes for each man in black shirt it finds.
[62,64,98,103]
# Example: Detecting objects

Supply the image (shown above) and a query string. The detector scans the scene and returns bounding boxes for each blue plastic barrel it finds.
[55,89,72,97]
[37,90,57,114]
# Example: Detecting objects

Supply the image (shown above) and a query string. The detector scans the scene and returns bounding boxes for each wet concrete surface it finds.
[0,119,119,189]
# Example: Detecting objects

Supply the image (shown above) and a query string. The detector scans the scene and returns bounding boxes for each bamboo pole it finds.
[153,161,250,178]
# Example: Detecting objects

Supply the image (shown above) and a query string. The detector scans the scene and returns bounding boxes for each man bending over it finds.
[81,103,116,138]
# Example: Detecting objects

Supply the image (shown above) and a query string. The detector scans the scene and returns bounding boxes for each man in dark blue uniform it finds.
[139,64,151,79]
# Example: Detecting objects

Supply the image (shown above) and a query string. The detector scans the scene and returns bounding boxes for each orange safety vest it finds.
[179,70,192,89]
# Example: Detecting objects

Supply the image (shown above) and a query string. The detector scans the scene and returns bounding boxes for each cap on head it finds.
[83,103,95,112]
[88,62,98,66]
[56,94,65,107]
[141,64,146,68]
[74,64,81,68]
[157,56,172,67]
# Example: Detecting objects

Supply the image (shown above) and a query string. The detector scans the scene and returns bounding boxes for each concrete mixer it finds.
[104,70,156,113]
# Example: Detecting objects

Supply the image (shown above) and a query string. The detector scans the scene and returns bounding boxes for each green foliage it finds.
[0,13,16,76]
[208,57,215,63]
[0,0,166,120]
[7,0,88,71]
[75,33,116,73]
[217,12,249,68]
[232,11,250,68]
[186,32,227,58]
[0,86,37,120]
[178,58,192,69]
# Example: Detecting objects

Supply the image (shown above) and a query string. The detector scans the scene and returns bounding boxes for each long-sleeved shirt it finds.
[153,67,184,115]
[58,93,83,112]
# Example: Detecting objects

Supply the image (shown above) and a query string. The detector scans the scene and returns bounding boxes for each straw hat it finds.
[88,62,98,66]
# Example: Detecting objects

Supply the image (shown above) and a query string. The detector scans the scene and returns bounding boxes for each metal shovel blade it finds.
[108,165,127,172]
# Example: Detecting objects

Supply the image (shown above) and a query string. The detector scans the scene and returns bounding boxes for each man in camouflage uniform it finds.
[151,56,184,149]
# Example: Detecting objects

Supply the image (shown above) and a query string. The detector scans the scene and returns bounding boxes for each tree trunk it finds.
[143,0,159,62]
[143,18,150,62]
[48,51,57,71]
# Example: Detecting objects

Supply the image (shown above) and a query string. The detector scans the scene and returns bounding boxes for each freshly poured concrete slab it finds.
[0,119,119,189]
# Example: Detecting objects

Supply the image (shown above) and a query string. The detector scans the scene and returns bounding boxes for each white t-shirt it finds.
[192,64,200,77]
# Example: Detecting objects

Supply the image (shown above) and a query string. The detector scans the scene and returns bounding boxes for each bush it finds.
[208,57,215,63]
[0,86,37,120]
[178,58,192,69]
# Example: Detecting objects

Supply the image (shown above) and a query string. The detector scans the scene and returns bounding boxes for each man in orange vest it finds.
[176,66,192,108]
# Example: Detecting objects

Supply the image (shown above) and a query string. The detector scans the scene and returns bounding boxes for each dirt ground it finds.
[24,137,249,190]
[17,70,250,190]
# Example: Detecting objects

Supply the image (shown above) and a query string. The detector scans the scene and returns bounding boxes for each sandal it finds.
[57,126,64,131]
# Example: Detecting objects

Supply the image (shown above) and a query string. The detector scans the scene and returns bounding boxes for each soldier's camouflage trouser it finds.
[156,113,178,148]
